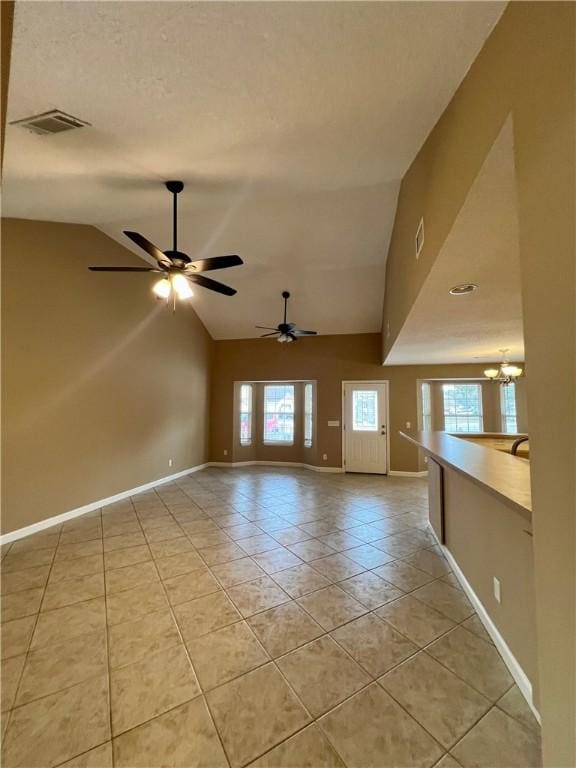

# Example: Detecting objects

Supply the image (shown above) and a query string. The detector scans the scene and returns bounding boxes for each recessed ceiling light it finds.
[449,283,478,295]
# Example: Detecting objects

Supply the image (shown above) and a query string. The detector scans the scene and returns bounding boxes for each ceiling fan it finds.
[257,291,317,342]
[89,180,243,300]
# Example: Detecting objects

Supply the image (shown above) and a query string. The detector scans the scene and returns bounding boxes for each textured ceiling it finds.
[4,1,505,338]
[385,117,524,365]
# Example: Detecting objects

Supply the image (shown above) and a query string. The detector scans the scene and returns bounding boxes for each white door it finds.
[343,382,388,474]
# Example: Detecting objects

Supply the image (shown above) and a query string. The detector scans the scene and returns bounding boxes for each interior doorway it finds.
[342,381,389,473]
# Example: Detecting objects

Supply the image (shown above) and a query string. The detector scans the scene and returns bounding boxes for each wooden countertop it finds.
[400,431,532,521]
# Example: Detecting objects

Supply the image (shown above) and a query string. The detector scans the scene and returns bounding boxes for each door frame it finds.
[341,380,390,474]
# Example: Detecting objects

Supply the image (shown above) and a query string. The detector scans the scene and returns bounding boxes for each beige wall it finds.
[210,333,502,471]
[381,5,575,763]
[1,218,213,534]
[443,468,538,697]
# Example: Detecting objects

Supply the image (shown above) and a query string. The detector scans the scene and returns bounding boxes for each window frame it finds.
[442,382,484,433]
[500,382,518,433]
[420,382,432,431]
[304,383,313,448]
[262,384,296,446]
[238,383,253,447]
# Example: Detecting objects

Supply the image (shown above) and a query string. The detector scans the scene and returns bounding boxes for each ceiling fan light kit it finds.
[88,181,243,304]
[256,291,318,343]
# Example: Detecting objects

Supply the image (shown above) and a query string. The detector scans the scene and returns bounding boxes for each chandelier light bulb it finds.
[483,368,499,379]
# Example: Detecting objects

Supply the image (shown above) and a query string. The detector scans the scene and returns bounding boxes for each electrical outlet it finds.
[223,449,228,456]
[406,421,411,429]
[322,453,328,461]
[168,459,173,468]
[493,577,502,603]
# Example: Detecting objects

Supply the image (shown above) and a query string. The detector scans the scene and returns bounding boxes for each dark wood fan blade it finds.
[260,332,280,337]
[186,273,237,296]
[186,255,243,273]
[123,231,171,267]
[88,266,160,272]
[293,329,317,335]
[256,325,280,331]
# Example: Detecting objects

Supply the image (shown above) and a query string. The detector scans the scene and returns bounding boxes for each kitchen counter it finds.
[400,430,532,521]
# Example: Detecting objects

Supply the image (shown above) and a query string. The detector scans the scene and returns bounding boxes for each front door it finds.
[343,382,388,473]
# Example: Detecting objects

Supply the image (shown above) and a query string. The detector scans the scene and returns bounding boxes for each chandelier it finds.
[484,349,523,383]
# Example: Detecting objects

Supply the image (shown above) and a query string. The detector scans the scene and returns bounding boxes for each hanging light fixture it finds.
[484,349,523,383]
[152,278,171,299]
[171,273,194,300]
[152,274,195,301]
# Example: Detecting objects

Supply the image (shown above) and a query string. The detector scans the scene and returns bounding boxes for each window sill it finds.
[263,442,294,447]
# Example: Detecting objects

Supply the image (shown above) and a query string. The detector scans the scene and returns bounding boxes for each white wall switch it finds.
[327,420,340,427]
[493,576,502,603]
[322,454,328,461]
[405,421,412,429]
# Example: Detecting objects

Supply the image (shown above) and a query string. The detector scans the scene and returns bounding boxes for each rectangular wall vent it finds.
[10,110,91,135]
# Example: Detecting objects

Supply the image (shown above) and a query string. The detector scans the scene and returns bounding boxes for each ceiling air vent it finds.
[10,110,91,135]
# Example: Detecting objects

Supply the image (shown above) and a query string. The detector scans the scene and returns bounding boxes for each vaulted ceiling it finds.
[4,1,505,338]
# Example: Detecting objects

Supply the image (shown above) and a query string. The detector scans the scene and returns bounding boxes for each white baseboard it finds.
[0,460,347,543]
[438,539,541,724]
[389,470,429,478]
[0,463,209,545]
[208,460,344,474]
[302,463,344,474]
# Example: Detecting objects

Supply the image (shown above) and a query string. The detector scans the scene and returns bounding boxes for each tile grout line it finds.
[2,519,65,741]
[132,486,233,768]
[10,510,109,766]
[157,481,326,767]
[102,501,120,767]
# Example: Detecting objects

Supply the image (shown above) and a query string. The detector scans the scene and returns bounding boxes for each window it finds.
[421,382,432,431]
[500,383,517,433]
[304,383,313,447]
[442,383,483,432]
[352,390,378,431]
[263,384,295,444]
[239,384,253,446]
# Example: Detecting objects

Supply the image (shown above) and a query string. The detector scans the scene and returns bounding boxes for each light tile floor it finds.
[1,468,542,767]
